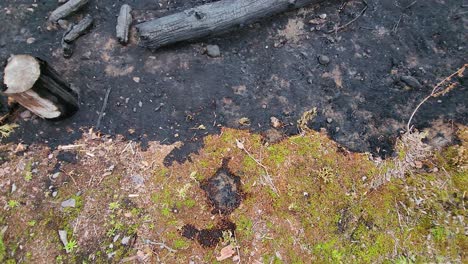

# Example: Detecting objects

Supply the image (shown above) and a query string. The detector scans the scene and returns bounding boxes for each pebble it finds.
[52,191,58,197]
[52,172,60,179]
[270,116,282,128]
[318,55,330,65]
[57,19,69,30]
[319,13,327,19]
[11,183,17,193]
[121,236,131,245]
[133,77,140,83]
[26,37,35,44]
[20,110,32,119]
[113,234,120,243]
[58,230,70,252]
[131,175,145,186]
[61,198,76,208]
[206,45,221,58]
[401,75,422,89]
[138,101,143,107]
[326,118,333,124]
[81,51,92,60]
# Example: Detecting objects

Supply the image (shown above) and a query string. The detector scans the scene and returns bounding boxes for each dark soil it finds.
[0,0,467,161]
[182,220,236,248]
[201,158,243,215]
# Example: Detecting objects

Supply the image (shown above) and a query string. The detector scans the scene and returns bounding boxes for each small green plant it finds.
[24,160,33,182]
[0,234,6,262]
[27,220,36,227]
[64,239,78,253]
[7,200,19,208]
[0,123,19,138]
[109,201,120,210]
[161,207,171,217]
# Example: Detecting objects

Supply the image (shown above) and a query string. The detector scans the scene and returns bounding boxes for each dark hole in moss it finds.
[200,158,243,215]
[181,224,198,240]
[181,220,236,248]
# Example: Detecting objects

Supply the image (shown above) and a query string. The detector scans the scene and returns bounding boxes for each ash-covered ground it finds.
[1,0,466,161]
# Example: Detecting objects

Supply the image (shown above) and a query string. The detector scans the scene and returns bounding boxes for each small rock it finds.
[138,101,143,107]
[19,110,32,120]
[318,55,330,65]
[326,118,333,124]
[81,51,92,60]
[26,37,35,44]
[52,172,60,179]
[113,234,120,243]
[121,236,131,245]
[319,13,327,19]
[401,75,422,89]
[270,116,282,128]
[133,77,140,83]
[61,198,76,208]
[206,45,221,58]
[131,175,145,186]
[58,230,69,252]
[238,117,251,126]
[57,19,69,29]
[52,191,58,197]
[11,183,17,193]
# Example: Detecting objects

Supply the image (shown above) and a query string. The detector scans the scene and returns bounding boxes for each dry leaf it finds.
[216,245,235,261]
[238,117,251,126]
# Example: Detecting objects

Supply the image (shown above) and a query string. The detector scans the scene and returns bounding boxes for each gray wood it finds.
[63,14,93,43]
[49,0,89,22]
[116,4,132,44]
[136,0,324,50]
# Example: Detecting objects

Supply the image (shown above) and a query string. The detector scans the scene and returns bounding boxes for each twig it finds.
[236,139,279,195]
[326,0,368,34]
[234,231,241,263]
[392,15,402,33]
[406,64,466,132]
[403,0,418,9]
[96,86,112,130]
[144,239,177,253]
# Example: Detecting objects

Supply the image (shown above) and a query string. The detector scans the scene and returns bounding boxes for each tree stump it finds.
[2,55,79,119]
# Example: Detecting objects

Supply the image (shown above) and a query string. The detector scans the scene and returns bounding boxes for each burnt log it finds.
[116,4,132,44]
[63,14,93,43]
[2,55,79,119]
[49,0,89,22]
[136,0,323,50]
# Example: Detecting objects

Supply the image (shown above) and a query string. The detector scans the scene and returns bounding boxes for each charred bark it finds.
[49,0,89,22]
[116,4,132,44]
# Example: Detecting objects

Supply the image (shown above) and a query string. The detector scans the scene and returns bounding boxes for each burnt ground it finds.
[0,0,467,161]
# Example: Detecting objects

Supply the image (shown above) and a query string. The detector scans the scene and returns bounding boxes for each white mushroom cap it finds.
[3,54,40,94]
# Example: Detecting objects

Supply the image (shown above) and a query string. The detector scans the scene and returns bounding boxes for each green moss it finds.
[267,145,290,165]
[173,239,190,250]
[452,172,468,192]
[183,199,196,208]
[0,234,5,262]
[431,226,446,242]
[236,215,253,237]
